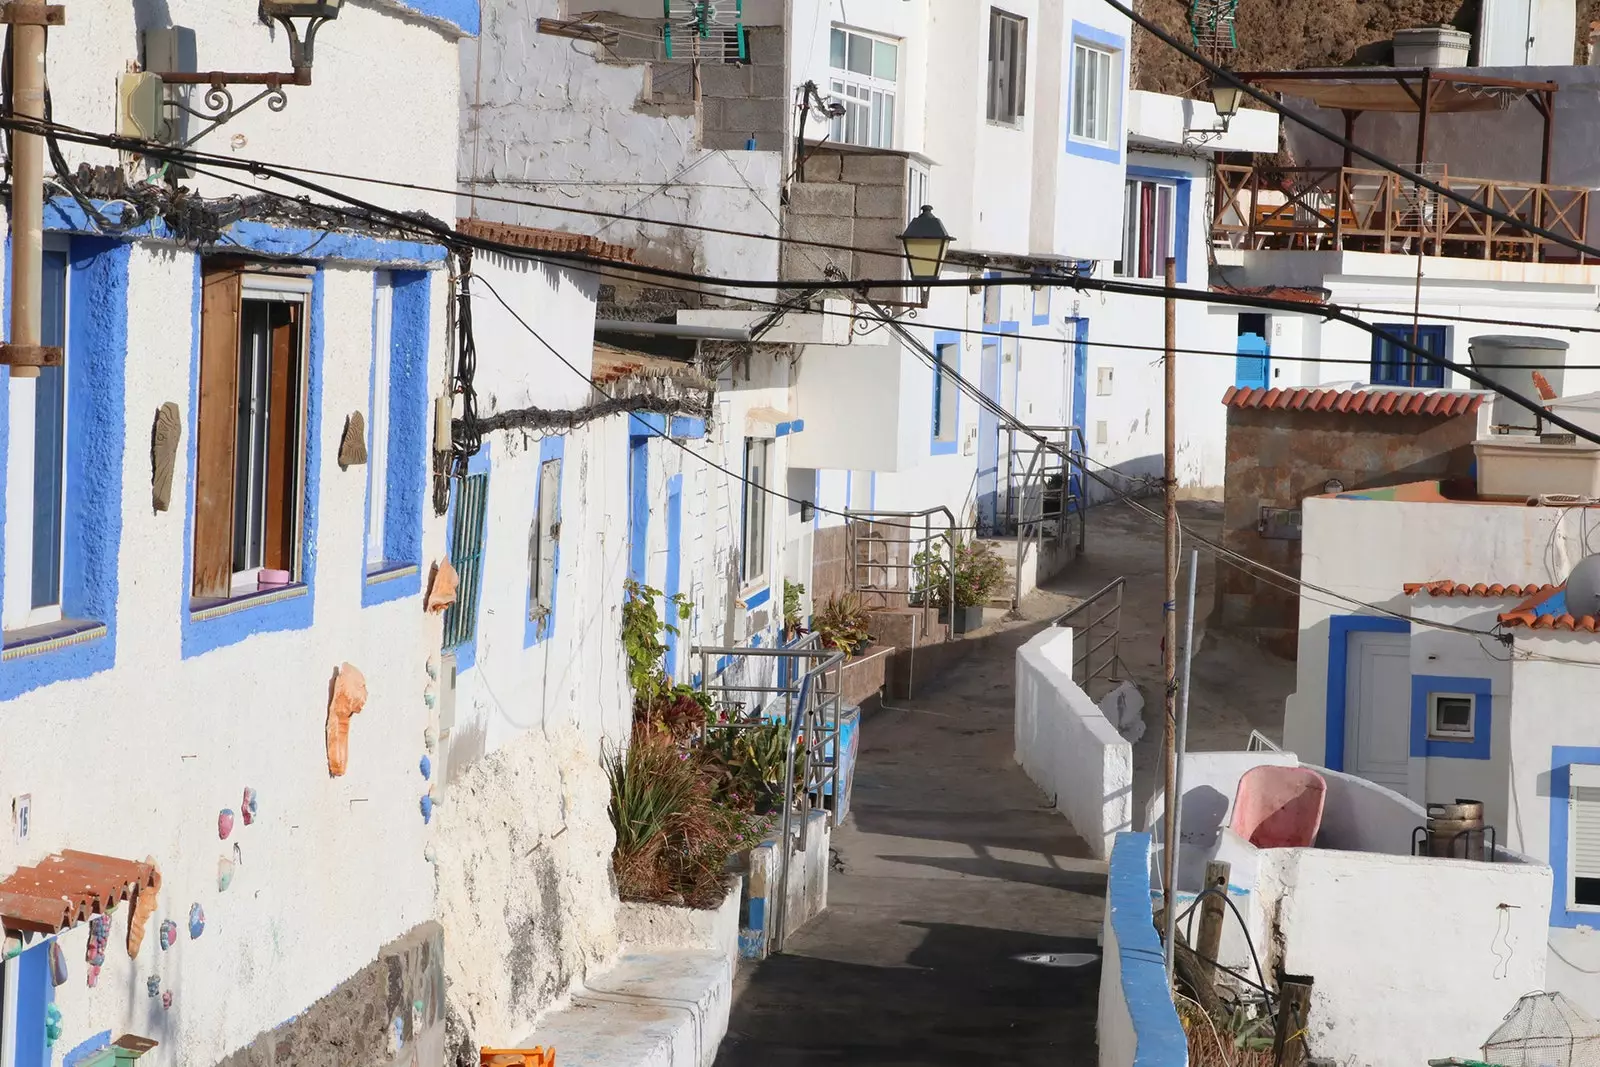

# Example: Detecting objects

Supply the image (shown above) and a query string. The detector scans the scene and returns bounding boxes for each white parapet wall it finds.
[1015,628,1133,859]
[1099,832,1189,1067]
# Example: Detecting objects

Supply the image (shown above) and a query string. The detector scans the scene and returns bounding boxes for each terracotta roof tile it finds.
[456,217,637,264]
[1404,580,1559,599]
[1496,585,1600,632]
[0,851,159,936]
[1222,386,1486,417]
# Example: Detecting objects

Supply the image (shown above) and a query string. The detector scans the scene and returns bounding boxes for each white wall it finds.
[462,0,781,285]
[1272,847,1550,1067]
[1014,629,1133,859]
[788,0,931,158]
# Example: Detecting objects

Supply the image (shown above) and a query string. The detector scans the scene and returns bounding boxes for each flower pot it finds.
[953,605,984,634]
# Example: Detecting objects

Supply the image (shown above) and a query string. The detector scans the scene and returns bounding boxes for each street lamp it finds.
[899,205,953,286]
[260,0,346,77]
[1210,72,1244,131]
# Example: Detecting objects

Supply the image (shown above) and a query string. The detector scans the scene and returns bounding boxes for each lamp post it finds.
[899,205,953,304]
[1210,72,1244,132]
[259,0,345,81]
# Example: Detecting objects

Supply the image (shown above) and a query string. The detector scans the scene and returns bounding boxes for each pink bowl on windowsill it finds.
[258,569,291,590]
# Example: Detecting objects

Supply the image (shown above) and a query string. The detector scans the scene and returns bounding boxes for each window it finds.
[1117,179,1175,279]
[829,27,898,148]
[367,273,393,570]
[1071,40,1115,145]
[1097,367,1114,396]
[192,267,310,601]
[3,245,68,632]
[1571,765,1600,908]
[443,470,488,650]
[528,457,561,624]
[1031,286,1050,325]
[987,9,1028,126]
[933,342,959,446]
[1371,324,1447,388]
[742,438,771,582]
[983,277,1001,324]
[1427,693,1475,741]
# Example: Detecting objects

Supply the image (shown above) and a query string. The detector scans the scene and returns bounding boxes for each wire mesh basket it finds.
[1482,991,1600,1067]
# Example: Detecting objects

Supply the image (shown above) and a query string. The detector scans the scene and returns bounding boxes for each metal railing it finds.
[692,637,844,953]
[1247,730,1283,753]
[845,505,956,639]
[1051,576,1125,700]
[1003,426,1088,609]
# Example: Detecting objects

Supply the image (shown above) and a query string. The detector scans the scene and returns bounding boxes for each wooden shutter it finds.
[193,266,242,599]
[263,301,303,574]
[1573,765,1600,884]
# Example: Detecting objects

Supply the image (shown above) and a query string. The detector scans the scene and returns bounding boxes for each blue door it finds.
[1069,319,1089,511]
[977,340,1001,532]
[1235,332,1270,390]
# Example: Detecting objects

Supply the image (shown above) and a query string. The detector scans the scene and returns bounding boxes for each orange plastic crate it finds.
[480,1050,554,1067]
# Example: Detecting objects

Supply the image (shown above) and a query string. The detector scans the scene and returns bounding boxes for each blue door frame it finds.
[977,340,1001,532]
[1069,318,1088,510]
[1235,331,1270,390]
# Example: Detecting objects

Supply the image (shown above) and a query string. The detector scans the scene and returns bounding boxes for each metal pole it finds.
[1163,549,1199,982]
[1160,256,1179,953]
[7,15,51,380]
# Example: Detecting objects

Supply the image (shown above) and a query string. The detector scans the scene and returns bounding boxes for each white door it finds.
[1344,631,1411,793]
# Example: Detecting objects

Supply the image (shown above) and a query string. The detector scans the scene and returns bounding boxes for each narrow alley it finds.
[717,501,1294,1064]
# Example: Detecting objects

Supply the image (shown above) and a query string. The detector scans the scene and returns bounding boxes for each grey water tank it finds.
[1469,335,1570,432]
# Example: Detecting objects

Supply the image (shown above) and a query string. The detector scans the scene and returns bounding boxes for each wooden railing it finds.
[1213,164,1591,263]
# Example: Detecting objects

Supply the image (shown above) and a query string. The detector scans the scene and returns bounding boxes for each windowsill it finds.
[986,118,1025,130]
[741,583,771,610]
[1427,734,1475,744]
[365,561,420,586]
[190,582,309,622]
[1,617,108,661]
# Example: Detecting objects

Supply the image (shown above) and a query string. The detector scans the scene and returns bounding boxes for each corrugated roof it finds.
[1404,581,1559,598]
[457,217,637,264]
[0,851,159,936]
[1497,586,1600,632]
[1222,386,1486,416]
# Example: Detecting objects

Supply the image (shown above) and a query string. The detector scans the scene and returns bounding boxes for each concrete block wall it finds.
[782,146,911,283]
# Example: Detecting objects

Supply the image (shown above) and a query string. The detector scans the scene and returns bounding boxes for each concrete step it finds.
[520,949,731,1067]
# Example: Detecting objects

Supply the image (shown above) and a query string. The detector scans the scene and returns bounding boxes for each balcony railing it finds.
[1213,164,1590,263]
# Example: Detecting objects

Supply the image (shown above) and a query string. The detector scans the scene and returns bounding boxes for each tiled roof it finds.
[1404,581,1559,598]
[0,850,159,936]
[456,217,638,264]
[1497,586,1600,632]
[1222,386,1486,417]
[1211,284,1329,305]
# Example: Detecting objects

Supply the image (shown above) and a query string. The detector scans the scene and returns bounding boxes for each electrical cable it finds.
[1177,886,1272,1003]
[9,111,1596,444]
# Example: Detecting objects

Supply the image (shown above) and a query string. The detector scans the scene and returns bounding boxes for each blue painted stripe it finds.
[931,330,961,456]
[670,416,706,439]
[0,237,127,698]
[1324,615,1410,770]
[363,270,430,607]
[664,473,684,676]
[63,1031,113,1067]
[1107,833,1187,1067]
[525,434,566,647]
[387,0,479,35]
[629,412,668,437]
[775,420,805,437]
[15,939,49,1067]
[744,586,771,610]
[628,435,650,585]
[40,200,447,267]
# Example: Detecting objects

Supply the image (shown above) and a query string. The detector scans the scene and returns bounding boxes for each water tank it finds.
[1393,27,1472,67]
[1469,334,1570,432]
[1568,555,1600,618]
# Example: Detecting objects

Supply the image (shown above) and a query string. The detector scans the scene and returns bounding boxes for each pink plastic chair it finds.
[1229,766,1327,849]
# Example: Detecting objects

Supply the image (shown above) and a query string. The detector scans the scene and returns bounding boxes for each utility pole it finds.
[2,3,65,379]
[1161,256,1179,959]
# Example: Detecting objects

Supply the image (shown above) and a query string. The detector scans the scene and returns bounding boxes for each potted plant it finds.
[814,593,872,659]
[935,540,1007,634]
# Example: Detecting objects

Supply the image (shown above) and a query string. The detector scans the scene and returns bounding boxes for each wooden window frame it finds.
[192,264,312,602]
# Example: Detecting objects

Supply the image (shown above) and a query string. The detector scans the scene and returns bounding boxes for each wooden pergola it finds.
[1234,68,1561,183]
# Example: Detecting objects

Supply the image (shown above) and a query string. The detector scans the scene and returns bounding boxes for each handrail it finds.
[1247,730,1283,753]
[844,506,955,674]
[1052,576,1125,695]
[692,638,845,953]
[1002,425,1087,608]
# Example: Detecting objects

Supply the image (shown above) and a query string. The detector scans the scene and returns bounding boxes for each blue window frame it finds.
[1548,747,1600,927]
[931,333,959,455]
[1371,324,1447,388]
[1408,675,1491,760]
[30,248,67,618]
[362,270,430,607]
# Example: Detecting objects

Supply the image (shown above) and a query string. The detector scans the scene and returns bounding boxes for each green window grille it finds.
[443,471,489,650]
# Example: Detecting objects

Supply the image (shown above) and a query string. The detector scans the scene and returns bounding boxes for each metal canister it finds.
[1426,799,1485,861]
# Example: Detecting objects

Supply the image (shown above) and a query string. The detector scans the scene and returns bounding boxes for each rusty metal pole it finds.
[1161,256,1179,980]
[6,12,52,379]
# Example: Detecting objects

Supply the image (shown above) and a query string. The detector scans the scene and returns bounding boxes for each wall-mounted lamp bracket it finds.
[0,5,64,25]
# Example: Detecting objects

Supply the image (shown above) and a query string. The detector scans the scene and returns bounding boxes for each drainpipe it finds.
[4,9,59,380]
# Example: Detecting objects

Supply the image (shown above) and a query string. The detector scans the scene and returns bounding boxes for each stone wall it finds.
[216,923,445,1067]
[1213,404,1478,655]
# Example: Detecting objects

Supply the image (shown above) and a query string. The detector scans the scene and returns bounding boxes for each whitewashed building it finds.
[0,2,471,1066]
